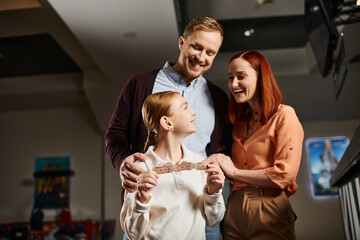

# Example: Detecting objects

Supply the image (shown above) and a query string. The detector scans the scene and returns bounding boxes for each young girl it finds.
[120,91,225,240]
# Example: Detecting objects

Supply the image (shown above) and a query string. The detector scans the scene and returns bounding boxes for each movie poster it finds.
[305,136,349,198]
[33,156,71,209]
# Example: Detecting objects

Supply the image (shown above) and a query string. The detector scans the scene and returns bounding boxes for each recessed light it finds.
[311,6,320,12]
[244,29,255,37]
[123,31,137,38]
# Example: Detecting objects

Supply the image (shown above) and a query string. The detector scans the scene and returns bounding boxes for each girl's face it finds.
[228,57,259,104]
[168,94,196,136]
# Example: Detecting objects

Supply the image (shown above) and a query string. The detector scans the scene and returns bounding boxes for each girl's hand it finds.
[136,170,159,203]
[205,164,225,195]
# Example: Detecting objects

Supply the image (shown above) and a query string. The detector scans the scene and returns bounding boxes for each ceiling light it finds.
[257,0,273,5]
[123,31,137,38]
[311,6,320,12]
[244,29,255,37]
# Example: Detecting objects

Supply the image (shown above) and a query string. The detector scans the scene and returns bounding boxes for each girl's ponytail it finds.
[144,131,157,152]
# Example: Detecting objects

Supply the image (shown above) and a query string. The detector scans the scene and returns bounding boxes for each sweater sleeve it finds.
[206,80,232,156]
[263,106,304,191]
[120,191,153,240]
[105,75,137,172]
[203,188,226,227]
[105,70,158,172]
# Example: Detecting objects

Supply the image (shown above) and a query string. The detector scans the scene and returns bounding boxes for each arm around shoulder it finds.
[105,71,155,172]
[105,76,137,172]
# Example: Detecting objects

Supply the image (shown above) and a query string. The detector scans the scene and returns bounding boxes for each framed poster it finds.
[305,136,349,199]
[33,156,72,209]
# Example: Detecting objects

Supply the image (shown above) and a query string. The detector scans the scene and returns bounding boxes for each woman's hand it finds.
[205,154,278,187]
[205,163,225,195]
[204,153,236,182]
[136,170,159,203]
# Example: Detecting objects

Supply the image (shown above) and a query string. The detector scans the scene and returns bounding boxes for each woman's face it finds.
[228,57,259,104]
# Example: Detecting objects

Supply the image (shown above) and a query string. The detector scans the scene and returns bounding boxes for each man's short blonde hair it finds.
[183,17,223,40]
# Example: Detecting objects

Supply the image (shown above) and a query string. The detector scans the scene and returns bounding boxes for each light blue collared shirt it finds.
[152,62,215,158]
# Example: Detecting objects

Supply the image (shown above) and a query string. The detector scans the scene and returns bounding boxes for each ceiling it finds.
[0,34,81,78]
[0,0,359,129]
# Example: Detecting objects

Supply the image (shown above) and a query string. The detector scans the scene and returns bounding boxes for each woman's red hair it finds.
[228,50,284,124]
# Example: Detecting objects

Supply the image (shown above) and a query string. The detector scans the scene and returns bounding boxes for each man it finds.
[105,17,230,240]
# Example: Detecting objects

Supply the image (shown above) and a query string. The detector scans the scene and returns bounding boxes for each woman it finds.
[208,50,304,240]
[120,91,225,240]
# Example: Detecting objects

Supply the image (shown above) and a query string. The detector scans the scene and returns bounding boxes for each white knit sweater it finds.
[120,145,225,240]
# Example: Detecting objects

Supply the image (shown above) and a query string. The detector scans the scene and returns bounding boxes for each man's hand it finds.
[120,153,147,192]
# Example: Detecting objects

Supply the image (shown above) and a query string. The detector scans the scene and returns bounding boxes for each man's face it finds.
[177,30,222,82]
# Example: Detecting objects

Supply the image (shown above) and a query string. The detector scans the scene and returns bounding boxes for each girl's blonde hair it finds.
[141,91,180,152]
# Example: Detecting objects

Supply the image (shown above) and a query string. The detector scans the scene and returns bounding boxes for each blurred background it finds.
[0,0,359,239]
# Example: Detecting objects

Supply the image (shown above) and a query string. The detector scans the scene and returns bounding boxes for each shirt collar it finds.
[148,144,187,166]
[163,62,204,88]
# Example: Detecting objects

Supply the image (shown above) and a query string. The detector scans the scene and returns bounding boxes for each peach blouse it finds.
[231,104,304,197]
